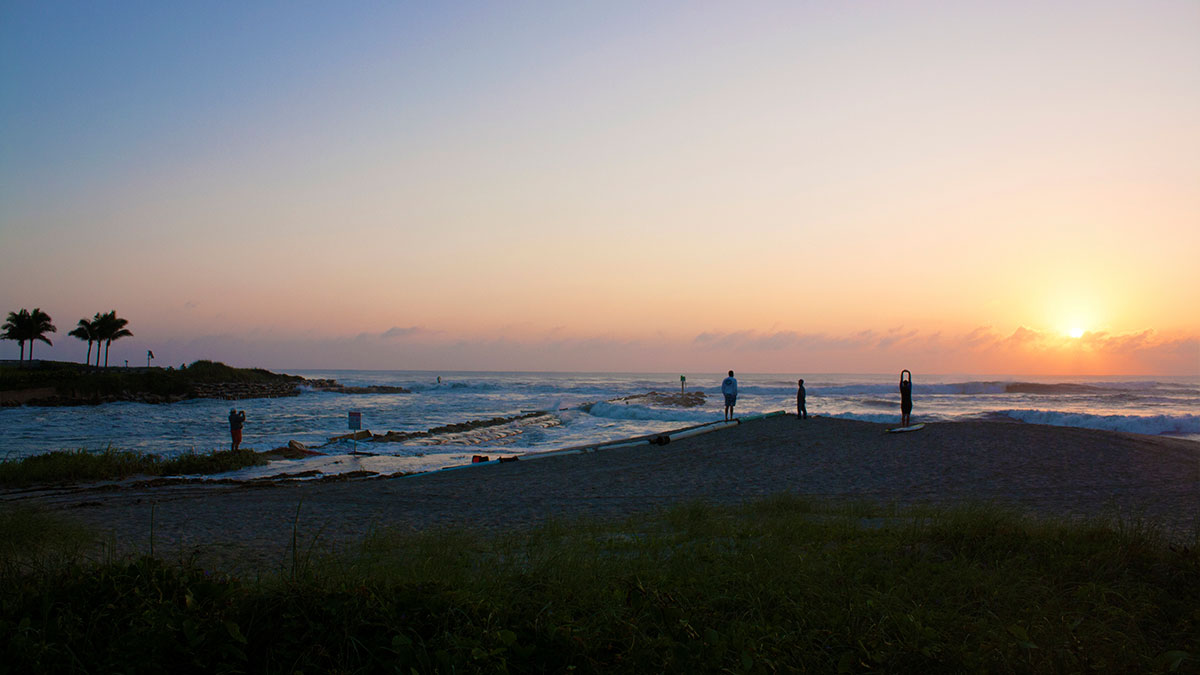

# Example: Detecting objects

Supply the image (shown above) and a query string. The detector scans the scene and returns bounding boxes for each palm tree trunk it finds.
[85,342,92,365]
[104,340,110,368]
[19,341,24,361]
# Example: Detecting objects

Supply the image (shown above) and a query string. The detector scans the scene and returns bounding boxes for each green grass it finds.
[0,495,1196,672]
[0,447,268,486]
[0,504,93,576]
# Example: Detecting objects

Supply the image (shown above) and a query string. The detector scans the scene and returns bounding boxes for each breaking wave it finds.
[807,380,1189,397]
[986,410,1200,436]
[584,402,721,424]
[817,410,1200,437]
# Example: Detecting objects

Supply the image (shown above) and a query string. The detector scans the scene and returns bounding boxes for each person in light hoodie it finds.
[721,370,738,421]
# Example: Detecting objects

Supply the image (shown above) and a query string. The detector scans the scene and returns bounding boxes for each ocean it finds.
[2,371,1197,479]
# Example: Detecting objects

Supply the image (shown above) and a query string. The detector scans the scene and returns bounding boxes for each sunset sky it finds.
[2,1,1197,375]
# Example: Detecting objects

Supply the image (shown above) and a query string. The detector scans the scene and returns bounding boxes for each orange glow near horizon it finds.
[1,3,1197,375]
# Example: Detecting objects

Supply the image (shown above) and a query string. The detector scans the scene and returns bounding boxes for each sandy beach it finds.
[5,416,1198,570]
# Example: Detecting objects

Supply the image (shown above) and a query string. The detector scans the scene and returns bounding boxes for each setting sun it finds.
[1,2,1197,376]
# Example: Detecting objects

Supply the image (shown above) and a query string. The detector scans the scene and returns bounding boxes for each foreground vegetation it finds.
[0,447,267,486]
[1,496,1196,673]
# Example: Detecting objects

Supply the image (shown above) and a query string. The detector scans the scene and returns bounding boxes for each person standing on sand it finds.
[229,408,246,451]
[721,370,738,421]
[797,379,807,419]
[899,370,913,427]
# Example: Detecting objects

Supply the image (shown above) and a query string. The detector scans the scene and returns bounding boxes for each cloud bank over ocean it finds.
[129,325,1197,375]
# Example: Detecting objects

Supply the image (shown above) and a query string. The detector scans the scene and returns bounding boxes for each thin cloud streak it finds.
[690,326,1198,375]
[115,325,1199,376]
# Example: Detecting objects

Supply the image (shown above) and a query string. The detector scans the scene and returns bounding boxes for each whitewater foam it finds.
[989,410,1200,436]
[585,402,722,424]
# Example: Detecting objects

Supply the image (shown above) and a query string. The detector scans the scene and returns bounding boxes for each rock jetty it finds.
[190,382,303,400]
[306,380,411,394]
[0,360,412,407]
[612,391,707,407]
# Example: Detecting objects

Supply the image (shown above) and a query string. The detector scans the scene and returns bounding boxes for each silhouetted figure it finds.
[721,370,738,421]
[229,408,246,451]
[797,379,807,419]
[899,370,913,427]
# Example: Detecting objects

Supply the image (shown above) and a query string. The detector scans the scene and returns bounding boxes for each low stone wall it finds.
[1,381,302,406]
[305,380,411,394]
[610,391,708,407]
[0,387,60,406]
[0,370,412,407]
[0,389,193,406]
[190,382,302,400]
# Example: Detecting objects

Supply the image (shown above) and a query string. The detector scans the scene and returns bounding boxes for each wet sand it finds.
[4,416,1198,570]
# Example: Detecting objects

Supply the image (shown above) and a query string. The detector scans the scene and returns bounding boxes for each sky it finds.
[2,1,1197,375]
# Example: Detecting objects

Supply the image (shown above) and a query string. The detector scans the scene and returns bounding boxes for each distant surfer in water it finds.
[797,379,807,419]
[721,370,738,421]
[899,370,913,427]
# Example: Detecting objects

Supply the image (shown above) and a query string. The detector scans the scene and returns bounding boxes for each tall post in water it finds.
[348,411,362,455]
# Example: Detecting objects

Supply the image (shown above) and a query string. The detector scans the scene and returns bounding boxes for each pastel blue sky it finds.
[2,1,1198,374]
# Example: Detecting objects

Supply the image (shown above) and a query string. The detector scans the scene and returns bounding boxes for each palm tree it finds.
[95,310,133,368]
[26,308,56,360]
[69,315,101,366]
[2,308,56,361]
[90,312,104,366]
[2,309,30,360]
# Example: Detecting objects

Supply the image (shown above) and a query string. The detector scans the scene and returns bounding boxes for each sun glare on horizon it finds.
[1068,327,1085,339]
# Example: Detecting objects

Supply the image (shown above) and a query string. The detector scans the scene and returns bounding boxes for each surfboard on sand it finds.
[887,423,926,433]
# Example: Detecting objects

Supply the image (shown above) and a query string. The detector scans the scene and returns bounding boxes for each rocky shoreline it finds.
[0,381,307,406]
[0,363,410,407]
[611,390,707,407]
[0,381,416,406]
[303,379,411,395]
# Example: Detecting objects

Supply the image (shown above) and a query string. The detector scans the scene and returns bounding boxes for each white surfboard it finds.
[887,423,926,433]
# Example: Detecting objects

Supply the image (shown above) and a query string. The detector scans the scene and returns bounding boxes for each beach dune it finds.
[8,416,1198,569]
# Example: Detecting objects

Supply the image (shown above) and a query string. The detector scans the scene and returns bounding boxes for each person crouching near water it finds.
[229,408,246,451]
[721,370,738,421]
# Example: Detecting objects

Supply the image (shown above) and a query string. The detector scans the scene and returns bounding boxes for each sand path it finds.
[5,417,1198,570]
